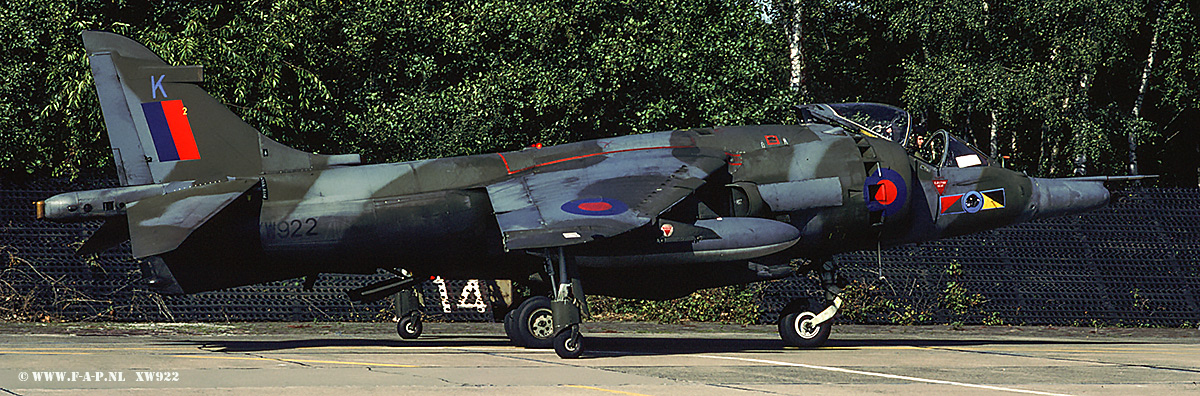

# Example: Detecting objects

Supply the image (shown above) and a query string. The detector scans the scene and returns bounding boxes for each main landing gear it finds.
[778,258,844,348]
[504,248,588,358]
[505,296,555,348]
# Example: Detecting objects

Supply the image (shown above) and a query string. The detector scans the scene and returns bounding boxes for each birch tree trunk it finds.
[1130,4,1161,175]
[788,0,806,95]
[989,108,999,159]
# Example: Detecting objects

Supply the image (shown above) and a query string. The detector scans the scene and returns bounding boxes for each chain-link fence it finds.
[759,189,1200,326]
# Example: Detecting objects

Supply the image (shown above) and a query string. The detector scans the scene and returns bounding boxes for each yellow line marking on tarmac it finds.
[699,355,1074,396]
[199,346,533,354]
[173,354,419,368]
[816,345,1195,355]
[812,346,924,350]
[3,347,190,351]
[284,345,526,351]
[0,351,93,355]
[563,384,654,396]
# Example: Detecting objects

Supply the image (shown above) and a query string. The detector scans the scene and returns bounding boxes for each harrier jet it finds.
[38,32,1141,358]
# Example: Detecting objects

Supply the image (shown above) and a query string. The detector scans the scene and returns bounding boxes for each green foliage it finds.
[836,259,1000,325]
[2,0,1196,183]
[587,284,761,324]
[894,0,1199,179]
[839,280,935,325]
[0,0,795,178]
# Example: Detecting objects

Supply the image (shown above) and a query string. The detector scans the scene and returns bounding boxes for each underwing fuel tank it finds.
[575,217,801,267]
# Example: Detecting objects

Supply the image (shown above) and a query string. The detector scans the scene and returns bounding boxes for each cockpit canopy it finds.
[922,129,990,168]
[797,103,992,169]
[796,103,913,146]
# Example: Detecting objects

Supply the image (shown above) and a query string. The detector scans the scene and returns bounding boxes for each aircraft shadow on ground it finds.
[578,337,1124,358]
[173,335,514,352]
[171,334,1126,357]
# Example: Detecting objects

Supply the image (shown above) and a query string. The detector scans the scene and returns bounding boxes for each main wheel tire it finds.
[515,296,554,349]
[503,309,522,346]
[778,310,831,348]
[553,326,584,359]
[398,315,422,340]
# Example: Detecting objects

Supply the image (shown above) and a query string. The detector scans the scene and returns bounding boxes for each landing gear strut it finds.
[779,258,844,348]
[549,247,587,358]
[503,248,587,358]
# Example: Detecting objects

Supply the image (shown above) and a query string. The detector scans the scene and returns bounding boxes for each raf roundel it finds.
[561,198,629,216]
[864,168,908,217]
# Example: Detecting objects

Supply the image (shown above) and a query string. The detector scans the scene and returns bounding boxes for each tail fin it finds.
[82,31,359,185]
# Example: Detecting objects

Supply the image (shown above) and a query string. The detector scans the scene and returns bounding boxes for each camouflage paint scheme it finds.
[42,32,1116,303]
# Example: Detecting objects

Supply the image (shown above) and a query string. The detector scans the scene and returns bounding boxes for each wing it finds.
[485,146,728,251]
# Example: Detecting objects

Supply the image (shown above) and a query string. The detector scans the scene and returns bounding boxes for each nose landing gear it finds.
[778,258,844,348]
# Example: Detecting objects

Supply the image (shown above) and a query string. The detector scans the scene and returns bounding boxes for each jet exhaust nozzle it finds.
[1026,177,1112,221]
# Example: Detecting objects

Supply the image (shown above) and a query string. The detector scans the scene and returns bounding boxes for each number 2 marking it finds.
[304,218,317,236]
[290,219,302,237]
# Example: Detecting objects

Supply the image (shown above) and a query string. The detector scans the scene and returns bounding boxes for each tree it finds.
[0,0,795,179]
[2,0,1197,184]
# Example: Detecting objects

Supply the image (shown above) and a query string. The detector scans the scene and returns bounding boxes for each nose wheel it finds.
[778,303,831,347]
[778,257,843,348]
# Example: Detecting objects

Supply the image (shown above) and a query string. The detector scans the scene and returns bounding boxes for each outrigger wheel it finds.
[397,313,422,339]
[394,285,424,340]
[553,323,584,358]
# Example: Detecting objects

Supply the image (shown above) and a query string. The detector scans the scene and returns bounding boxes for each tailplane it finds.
[82,31,359,185]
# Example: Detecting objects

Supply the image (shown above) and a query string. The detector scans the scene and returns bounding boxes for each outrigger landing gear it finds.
[779,258,844,348]
[394,286,423,339]
[548,247,587,358]
[346,268,425,340]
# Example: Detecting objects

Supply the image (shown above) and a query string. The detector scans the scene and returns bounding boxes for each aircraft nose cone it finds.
[1026,178,1111,221]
